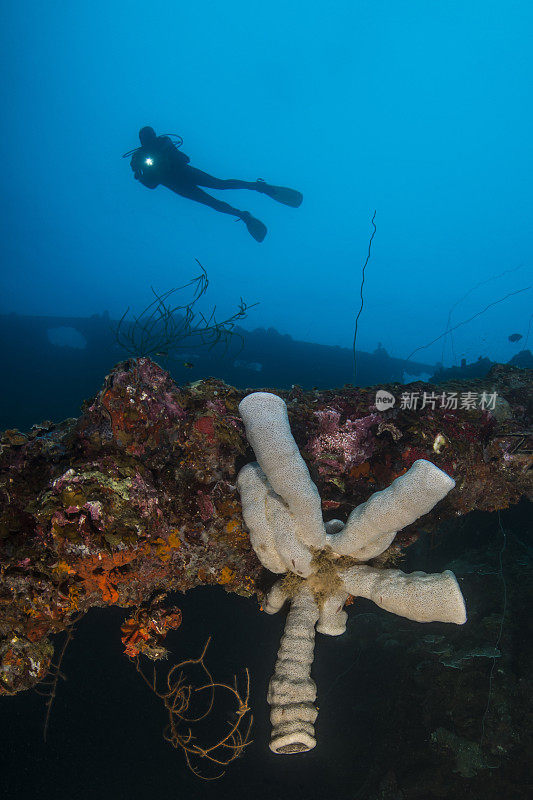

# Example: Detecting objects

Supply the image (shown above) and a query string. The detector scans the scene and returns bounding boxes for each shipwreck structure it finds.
[0,358,531,701]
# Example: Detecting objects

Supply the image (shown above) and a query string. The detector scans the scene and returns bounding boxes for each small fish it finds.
[508,333,523,342]
[183,361,194,369]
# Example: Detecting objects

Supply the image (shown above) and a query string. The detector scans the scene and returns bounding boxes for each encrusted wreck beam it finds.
[0,358,531,694]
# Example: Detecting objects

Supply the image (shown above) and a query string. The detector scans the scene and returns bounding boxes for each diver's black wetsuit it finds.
[129,126,302,242]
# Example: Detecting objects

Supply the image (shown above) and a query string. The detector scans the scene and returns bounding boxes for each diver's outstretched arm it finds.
[135,173,159,189]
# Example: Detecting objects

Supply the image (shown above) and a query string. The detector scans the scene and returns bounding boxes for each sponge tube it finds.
[267,586,319,754]
[329,460,456,559]
[340,565,467,624]
[239,393,326,551]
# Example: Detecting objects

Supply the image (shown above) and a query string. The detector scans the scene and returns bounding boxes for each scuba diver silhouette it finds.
[125,127,303,242]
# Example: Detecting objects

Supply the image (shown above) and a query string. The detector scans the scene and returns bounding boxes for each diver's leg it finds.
[168,184,267,242]
[184,168,303,207]
[184,167,257,190]
[171,184,246,215]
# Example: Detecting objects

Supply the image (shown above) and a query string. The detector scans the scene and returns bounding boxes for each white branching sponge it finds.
[237,392,467,755]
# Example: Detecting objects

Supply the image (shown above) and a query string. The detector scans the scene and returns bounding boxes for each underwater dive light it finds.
[145,157,154,166]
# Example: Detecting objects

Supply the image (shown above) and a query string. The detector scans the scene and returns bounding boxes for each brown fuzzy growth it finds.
[279,572,306,598]
[306,549,345,608]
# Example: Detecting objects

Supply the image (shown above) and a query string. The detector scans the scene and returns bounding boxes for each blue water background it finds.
[1,0,531,366]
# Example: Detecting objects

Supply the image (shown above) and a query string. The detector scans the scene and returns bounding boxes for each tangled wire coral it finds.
[135,637,253,779]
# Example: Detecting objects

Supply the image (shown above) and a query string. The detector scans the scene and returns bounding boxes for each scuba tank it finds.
[122,133,185,159]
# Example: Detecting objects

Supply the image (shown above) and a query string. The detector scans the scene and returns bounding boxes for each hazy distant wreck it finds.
[0,357,531,697]
[0,311,437,432]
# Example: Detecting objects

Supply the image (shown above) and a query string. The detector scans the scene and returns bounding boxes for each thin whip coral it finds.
[114,261,258,359]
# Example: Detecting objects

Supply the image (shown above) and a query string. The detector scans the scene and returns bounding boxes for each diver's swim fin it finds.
[255,179,303,207]
[240,211,267,242]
